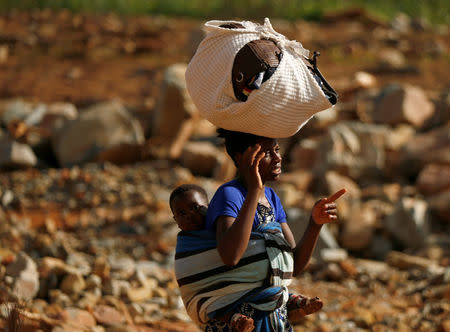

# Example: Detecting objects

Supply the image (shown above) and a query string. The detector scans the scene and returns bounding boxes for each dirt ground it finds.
[0,9,449,332]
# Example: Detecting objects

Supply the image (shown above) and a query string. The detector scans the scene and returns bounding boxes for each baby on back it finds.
[170,184,323,331]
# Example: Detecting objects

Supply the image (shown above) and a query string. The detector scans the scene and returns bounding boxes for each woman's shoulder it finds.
[215,179,245,196]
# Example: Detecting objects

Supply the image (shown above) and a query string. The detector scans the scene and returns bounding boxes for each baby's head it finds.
[169,184,208,231]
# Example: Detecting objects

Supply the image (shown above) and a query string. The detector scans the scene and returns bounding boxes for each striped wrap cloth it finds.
[174,222,294,325]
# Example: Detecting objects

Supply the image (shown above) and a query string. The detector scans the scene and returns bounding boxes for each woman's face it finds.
[255,138,282,182]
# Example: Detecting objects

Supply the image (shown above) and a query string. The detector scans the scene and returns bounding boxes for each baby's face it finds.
[172,190,208,231]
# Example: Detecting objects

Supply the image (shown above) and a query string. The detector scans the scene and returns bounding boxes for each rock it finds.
[179,141,233,179]
[288,138,320,170]
[92,305,126,326]
[286,208,340,260]
[427,189,450,221]
[339,202,377,250]
[5,251,39,301]
[66,252,92,276]
[63,307,96,327]
[401,123,450,175]
[0,99,33,125]
[0,138,37,169]
[383,197,430,249]
[103,279,130,297]
[376,48,406,68]
[417,164,450,196]
[60,273,86,296]
[52,100,144,167]
[386,251,444,274]
[149,63,198,159]
[373,84,435,128]
[320,248,348,263]
[108,255,135,279]
[126,286,152,302]
[317,121,389,180]
[40,257,79,278]
[278,170,313,192]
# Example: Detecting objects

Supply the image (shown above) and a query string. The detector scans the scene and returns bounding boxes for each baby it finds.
[170,184,323,331]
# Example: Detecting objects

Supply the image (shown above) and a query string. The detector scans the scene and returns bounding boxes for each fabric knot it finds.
[255,17,310,58]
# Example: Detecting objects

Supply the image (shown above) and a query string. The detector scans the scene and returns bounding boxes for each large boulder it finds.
[148,63,199,159]
[52,100,144,167]
[179,141,235,180]
[401,123,450,176]
[383,197,431,249]
[316,121,390,180]
[373,83,435,128]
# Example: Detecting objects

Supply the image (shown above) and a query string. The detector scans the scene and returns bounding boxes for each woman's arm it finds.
[282,188,346,276]
[216,145,265,266]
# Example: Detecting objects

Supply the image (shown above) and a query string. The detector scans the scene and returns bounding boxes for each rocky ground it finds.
[0,9,449,332]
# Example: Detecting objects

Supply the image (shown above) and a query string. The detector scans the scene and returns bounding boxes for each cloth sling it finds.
[174,221,294,325]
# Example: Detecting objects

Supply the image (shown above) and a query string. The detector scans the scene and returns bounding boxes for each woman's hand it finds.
[311,188,346,225]
[239,145,265,191]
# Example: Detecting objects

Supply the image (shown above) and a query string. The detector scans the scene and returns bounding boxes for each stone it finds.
[92,305,126,326]
[108,255,135,279]
[320,248,348,263]
[0,138,37,169]
[427,189,450,221]
[376,48,406,68]
[417,164,450,196]
[179,141,230,179]
[373,84,435,128]
[278,170,313,192]
[126,286,152,302]
[288,138,320,170]
[317,121,390,180]
[60,273,86,296]
[103,279,130,297]
[401,123,450,176]
[63,307,96,327]
[339,202,377,250]
[383,197,430,249]
[5,251,39,301]
[39,257,79,278]
[0,99,33,125]
[386,251,444,274]
[52,100,144,167]
[149,63,198,159]
[286,207,340,260]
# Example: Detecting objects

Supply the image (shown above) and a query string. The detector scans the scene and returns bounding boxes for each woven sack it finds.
[185,18,334,138]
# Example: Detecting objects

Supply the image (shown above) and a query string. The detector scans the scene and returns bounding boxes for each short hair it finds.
[217,128,266,164]
[169,184,208,211]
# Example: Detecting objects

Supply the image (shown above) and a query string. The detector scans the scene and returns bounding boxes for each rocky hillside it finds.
[0,9,449,332]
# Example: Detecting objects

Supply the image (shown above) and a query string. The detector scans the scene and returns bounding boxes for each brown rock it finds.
[373,84,434,128]
[427,188,450,221]
[339,202,377,250]
[60,273,86,296]
[386,251,444,274]
[417,164,450,196]
[63,307,96,327]
[92,305,126,326]
[149,63,198,160]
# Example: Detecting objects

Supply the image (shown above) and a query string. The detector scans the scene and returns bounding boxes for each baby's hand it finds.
[311,188,346,225]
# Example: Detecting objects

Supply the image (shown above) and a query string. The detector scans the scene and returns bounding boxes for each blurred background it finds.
[0,1,449,331]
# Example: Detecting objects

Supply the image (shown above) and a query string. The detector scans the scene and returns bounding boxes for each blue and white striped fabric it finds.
[174,222,294,326]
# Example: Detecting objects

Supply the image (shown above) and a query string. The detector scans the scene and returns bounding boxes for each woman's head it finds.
[218,128,282,182]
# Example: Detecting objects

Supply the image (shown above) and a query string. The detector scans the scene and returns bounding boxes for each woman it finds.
[204,129,346,331]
